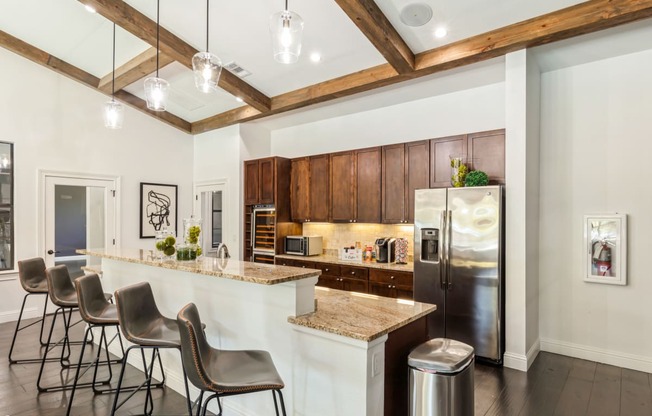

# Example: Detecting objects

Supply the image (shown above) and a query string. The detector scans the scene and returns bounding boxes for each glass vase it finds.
[450,155,469,187]
[154,228,176,260]
[180,217,202,260]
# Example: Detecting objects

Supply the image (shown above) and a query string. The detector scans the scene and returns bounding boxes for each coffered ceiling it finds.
[1,0,651,134]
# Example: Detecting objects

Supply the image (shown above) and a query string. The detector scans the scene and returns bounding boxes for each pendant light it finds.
[192,0,222,93]
[144,0,170,111]
[270,0,304,64]
[104,23,124,129]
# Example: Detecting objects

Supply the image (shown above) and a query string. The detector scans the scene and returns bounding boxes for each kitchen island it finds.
[79,248,435,416]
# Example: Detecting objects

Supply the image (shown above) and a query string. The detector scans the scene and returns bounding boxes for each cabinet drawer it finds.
[369,269,413,287]
[317,263,340,277]
[340,266,369,281]
[276,258,316,269]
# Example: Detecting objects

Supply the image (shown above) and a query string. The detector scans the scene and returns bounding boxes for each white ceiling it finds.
[3,0,648,127]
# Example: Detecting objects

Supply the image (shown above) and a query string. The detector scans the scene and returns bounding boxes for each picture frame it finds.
[583,214,627,285]
[140,182,177,238]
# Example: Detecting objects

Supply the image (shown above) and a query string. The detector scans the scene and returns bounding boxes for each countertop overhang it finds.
[275,254,414,272]
[78,248,320,285]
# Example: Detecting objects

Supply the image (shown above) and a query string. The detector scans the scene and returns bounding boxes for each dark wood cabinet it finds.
[330,151,356,222]
[290,155,330,223]
[369,269,413,300]
[244,157,277,205]
[355,147,382,223]
[382,141,429,223]
[330,148,381,223]
[467,129,505,184]
[429,135,467,188]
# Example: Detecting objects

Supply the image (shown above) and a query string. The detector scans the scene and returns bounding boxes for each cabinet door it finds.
[406,141,429,223]
[317,275,342,290]
[382,144,406,224]
[258,158,275,204]
[369,281,396,298]
[355,147,381,223]
[467,129,505,184]
[342,277,368,293]
[429,135,467,188]
[330,151,355,222]
[290,158,310,222]
[244,160,259,205]
[309,155,330,222]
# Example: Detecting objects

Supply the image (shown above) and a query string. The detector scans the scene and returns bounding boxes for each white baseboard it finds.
[503,339,540,372]
[0,307,40,324]
[540,338,652,373]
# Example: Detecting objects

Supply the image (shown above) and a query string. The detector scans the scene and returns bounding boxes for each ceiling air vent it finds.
[223,62,251,78]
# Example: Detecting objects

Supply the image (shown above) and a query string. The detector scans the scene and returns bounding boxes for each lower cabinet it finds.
[275,258,412,299]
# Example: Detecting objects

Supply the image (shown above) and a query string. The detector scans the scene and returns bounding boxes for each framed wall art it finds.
[140,182,177,238]
[583,214,627,285]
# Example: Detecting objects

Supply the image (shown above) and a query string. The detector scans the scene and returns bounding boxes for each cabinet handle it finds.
[351,271,355,275]
[390,276,395,280]
[325,268,329,272]
[302,265,306,268]
[388,284,392,288]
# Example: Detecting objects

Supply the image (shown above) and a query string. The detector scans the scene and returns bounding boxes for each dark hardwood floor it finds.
[1,314,651,415]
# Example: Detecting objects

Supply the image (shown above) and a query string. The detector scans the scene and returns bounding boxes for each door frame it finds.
[38,170,121,264]
[193,179,229,257]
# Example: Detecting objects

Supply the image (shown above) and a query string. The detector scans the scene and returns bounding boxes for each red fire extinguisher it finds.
[592,241,612,276]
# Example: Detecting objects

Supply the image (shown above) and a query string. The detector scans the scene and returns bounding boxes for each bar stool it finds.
[177,303,287,416]
[111,281,193,416]
[8,258,52,364]
[36,265,119,392]
[66,273,130,416]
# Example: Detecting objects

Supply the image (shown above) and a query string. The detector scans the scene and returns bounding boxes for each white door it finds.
[194,181,229,258]
[42,173,118,276]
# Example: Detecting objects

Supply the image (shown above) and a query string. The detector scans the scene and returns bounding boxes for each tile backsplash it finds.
[302,223,414,258]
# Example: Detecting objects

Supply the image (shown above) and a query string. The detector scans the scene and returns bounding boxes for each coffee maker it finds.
[375,237,396,263]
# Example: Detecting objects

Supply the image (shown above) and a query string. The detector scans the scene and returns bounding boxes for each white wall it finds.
[539,48,652,372]
[0,47,193,322]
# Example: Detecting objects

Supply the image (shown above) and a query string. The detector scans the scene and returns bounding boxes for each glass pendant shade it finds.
[144,76,170,111]
[192,51,222,93]
[103,99,124,129]
[270,10,304,64]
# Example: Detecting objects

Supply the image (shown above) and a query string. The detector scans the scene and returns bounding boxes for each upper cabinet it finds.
[467,129,506,184]
[429,130,505,188]
[381,141,429,224]
[290,155,330,223]
[244,157,276,205]
[330,148,381,223]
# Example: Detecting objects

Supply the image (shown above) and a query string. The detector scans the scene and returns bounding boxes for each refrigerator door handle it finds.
[446,210,453,289]
[440,210,448,290]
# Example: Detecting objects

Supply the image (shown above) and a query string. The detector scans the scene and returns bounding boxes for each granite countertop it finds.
[275,254,414,273]
[78,248,320,285]
[288,287,436,342]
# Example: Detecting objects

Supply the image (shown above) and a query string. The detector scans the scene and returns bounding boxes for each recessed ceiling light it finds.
[399,3,432,27]
[235,97,244,103]
[434,27,448,38]
[85,4,96,13]
[310,52,322,63]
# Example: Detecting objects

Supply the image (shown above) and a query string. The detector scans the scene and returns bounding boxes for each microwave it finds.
[284,236,323,256]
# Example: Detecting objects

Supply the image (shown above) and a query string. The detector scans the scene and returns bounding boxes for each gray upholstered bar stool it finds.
[8,258,52,364]
[111,281,193,416]
[36,265,118,392]
[177,303,287,416]
[66,273,129,416]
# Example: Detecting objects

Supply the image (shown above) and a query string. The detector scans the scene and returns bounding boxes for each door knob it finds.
[47,250,60,255]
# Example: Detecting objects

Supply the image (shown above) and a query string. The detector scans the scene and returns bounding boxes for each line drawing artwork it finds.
[146,190,171,231]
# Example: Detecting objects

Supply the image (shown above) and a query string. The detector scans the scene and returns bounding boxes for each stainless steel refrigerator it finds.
[414,186,504,363]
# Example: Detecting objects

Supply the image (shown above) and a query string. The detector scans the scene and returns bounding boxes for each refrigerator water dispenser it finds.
[421,229,439,262]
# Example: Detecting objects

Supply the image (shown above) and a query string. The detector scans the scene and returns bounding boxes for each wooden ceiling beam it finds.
[192,0,652,133]
[98,47,174,94]
[334,0,415,74]
[0,30,191,133]
[78,0,272,112]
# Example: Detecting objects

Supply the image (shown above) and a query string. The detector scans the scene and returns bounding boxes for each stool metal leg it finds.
[8,293,57,364]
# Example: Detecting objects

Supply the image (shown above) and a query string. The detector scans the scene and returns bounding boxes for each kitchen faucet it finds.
[216,243,230,259]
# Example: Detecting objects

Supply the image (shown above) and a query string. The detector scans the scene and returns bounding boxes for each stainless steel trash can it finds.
[408,338,475,416]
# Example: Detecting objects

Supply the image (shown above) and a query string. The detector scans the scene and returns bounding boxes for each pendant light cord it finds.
[156,0,160,78]
[111,23,116,98]
[206,0,210,53]
[285,0,288,11]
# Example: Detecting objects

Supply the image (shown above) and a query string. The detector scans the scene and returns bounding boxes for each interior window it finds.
[0,142,13,270]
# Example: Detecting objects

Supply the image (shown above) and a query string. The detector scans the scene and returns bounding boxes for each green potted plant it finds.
[464,170,489,187]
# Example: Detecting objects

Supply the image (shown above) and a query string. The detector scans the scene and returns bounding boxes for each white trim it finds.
[193,179,230,256]
[540,337,652,374]
[0,270,17,279]
[55,255,86,262]
[504,339,540,373]
[0,306,39,324]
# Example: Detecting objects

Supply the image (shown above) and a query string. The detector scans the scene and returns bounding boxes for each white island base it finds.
[92,253,397,416]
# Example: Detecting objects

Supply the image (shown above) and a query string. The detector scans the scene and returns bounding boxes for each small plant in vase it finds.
[465,170,489,187]
[177,217,202,261]
[154,229,176,260]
